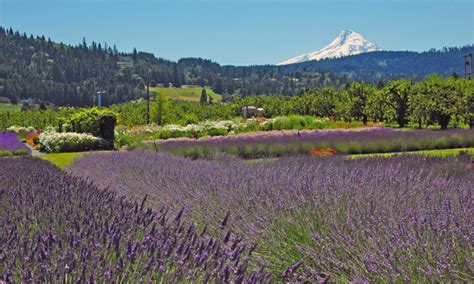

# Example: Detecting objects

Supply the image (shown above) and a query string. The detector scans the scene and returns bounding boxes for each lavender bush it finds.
[0,158,271,282]
[68,152,473,282]
[0,132,30,155]
[142,128,474,158]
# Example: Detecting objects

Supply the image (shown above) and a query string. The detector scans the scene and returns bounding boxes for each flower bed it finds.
[0,132,30,156]
[145,128,474,159]
[116,116,384,148]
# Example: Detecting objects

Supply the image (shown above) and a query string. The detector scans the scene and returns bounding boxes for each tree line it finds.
[233,75,473,129]
[0,27,349,107]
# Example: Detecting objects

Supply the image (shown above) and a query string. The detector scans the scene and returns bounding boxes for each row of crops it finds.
[66,152,473,282]
[0,158,272,282]
[145,128,474,159]
[1,150,471,282]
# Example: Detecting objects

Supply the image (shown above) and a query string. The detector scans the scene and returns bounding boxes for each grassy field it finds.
[351,147,474,159]
[38,152,88,169]
[149,86,222,102]
[0,103,21,111]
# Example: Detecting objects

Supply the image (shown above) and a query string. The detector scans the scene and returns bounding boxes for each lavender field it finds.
[68,151,474,282]
[0,158,271,282]
[146,128,474,159]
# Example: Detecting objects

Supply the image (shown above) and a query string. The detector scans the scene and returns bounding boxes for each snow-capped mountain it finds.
[277,29,382,65]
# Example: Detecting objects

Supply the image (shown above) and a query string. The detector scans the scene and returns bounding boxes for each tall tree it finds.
[200,88,208,104]
[132,48,138,62]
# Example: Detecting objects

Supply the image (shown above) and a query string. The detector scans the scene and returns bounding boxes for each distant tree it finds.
[39,102,47,111]
[376,80,385,89]
[200,88,208,104]
[172,64,181,87]
[154,91,167,126]
[132,48,138,62]
[209,96,214,105]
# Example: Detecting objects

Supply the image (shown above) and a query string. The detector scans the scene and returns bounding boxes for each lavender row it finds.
[144,128,474,158]
[68,152,474,281]
[0,132,30,154]
[0,158,272,283]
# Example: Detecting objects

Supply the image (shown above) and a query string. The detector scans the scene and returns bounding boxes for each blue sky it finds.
[1,0,473,65]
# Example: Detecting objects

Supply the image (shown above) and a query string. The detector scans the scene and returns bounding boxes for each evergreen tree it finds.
[200,88,207,104]
[132,48,138,62]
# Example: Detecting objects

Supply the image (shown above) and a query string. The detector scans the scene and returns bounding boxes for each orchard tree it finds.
[312,87,338,118]
[420,75,459,130]
[410,82,431,128]
[384,79,412,128]
[367,88,389,123]
[334,89,352,122]
[347,82,375,124]
[455,78,474,128]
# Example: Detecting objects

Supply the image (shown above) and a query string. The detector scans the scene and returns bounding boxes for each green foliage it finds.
[0,76,472,133]
[347,82,375,124]
[0,149,13,157]
[0,97,11,104]
[66,108,117,142]
[200,88,207,104]
[384,79,412,128]
[0,149,29,157]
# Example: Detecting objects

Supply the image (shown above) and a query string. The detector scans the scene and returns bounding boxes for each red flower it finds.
[310,148,336,156]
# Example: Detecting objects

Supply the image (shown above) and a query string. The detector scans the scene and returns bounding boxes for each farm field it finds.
[1,10,473,283]
[144,128,474,159]
[149,86,222,102]
[65,151,473,282]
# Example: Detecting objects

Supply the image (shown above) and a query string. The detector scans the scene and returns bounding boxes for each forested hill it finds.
[277,46,474,81]
[0,27,471,107]
[0,27,346,107]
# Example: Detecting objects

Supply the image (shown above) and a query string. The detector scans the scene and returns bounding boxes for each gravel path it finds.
[24,143,43,156]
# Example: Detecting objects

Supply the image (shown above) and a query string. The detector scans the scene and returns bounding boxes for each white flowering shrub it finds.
[39,131,106,153]
[7,126,35,135]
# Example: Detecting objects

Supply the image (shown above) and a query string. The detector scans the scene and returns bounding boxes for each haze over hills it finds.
[277,30,383,65]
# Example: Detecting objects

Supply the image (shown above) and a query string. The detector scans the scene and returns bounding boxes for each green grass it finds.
[0,103,21,111]
[351,147,474,159]
[38,152,88,169]
[149,86,222,102]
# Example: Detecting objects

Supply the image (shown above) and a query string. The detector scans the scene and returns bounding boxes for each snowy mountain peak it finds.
[277,30,382,65]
